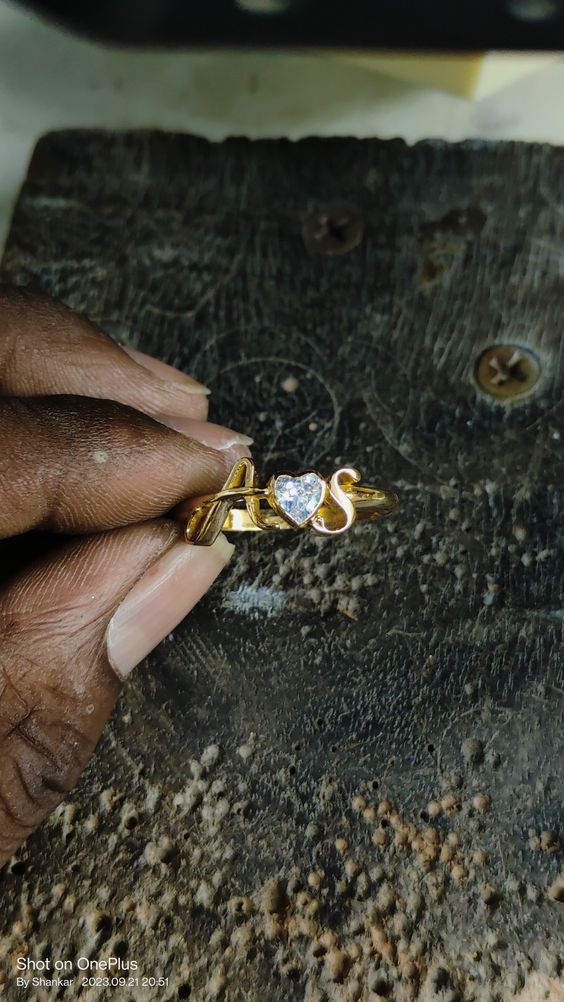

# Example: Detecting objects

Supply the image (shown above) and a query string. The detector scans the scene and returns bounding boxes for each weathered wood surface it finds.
[0,131,563,1001]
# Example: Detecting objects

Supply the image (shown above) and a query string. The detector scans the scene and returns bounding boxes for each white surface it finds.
[1,1,564,250]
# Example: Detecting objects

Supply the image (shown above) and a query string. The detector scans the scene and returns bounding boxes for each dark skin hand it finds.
[0,287,251,867]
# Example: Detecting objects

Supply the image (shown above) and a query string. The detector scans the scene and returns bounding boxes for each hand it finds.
[0,286,251,867]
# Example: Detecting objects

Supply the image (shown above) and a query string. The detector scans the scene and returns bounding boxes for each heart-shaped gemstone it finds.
[273,473,325,527]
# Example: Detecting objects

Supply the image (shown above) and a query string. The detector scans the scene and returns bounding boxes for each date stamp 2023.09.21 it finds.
[14,954,169,992]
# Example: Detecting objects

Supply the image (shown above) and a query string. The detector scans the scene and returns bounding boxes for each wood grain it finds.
[0,131,562,1001]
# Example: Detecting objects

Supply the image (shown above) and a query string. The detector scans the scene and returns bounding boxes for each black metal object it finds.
[18,0,564,50]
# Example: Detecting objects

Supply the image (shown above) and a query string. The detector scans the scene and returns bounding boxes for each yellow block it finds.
[333,51,556,98]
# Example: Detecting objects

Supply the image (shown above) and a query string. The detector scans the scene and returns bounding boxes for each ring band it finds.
[185,458,399,546]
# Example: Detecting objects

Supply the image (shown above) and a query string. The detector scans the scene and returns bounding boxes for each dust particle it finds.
[201,743,221,769]
[325,948,351,983]
[547,874,564,902]
[540,830,559,852]
[461,738,485,766]
[261,878,288,914]
[472,793,491,813]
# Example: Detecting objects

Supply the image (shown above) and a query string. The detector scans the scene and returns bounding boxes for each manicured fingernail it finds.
[154,415,254,450]
[121,345,210,395]
[107,535,234,680]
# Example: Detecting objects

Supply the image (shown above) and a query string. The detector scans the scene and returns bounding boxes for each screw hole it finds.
[302,206,364,256]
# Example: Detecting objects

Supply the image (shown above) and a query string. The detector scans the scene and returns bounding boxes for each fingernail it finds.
[154,415,254,450]
[121,345,210,395]
[107,535,234,680]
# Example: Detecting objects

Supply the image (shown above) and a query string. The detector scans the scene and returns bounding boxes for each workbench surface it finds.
[0,130,562,1001]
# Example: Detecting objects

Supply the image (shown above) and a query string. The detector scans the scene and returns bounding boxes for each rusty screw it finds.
[475,344,541,400]
[302,206,364,256]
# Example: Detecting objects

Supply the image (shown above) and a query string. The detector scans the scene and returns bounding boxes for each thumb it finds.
[0,521,233,866]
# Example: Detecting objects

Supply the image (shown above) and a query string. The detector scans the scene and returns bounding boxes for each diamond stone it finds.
[273,473,325,527]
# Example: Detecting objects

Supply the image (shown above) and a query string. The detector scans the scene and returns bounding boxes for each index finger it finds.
[0,286,209,421]
[0,395,245,539]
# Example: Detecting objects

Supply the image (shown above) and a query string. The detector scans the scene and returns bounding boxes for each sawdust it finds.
[2,720,562,1001]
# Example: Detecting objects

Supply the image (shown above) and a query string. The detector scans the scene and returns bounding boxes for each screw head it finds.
[475,344,541,400]
[302,206,364,256]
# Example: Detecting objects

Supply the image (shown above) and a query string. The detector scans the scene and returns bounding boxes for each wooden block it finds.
[1,131,562,998]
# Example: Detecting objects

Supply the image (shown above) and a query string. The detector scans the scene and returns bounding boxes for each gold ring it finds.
[185,458,399,546]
